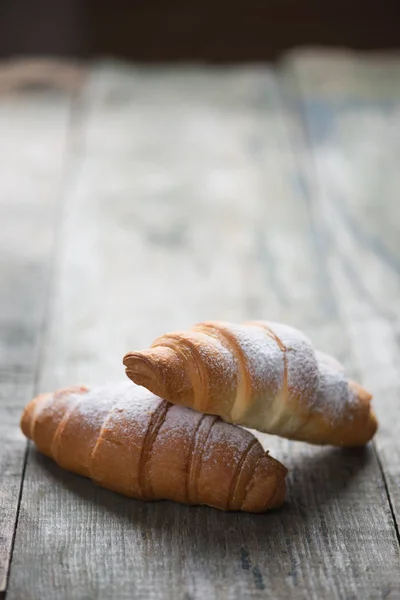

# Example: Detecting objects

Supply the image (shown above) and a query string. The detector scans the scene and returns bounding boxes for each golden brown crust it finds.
[123,320,377,446]
[21,383,287,513]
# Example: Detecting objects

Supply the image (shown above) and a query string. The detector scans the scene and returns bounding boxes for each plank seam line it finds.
[3,440,30,599]
[281,61,400,552]
[275,64,400,552]
[373,443,400,548]
[278,62,399,326]
[4,87,85,599]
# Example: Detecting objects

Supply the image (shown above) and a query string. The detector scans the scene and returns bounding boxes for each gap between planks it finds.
[280,49,400,548]
[1,86,84,598]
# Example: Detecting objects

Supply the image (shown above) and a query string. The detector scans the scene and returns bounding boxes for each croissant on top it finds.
[124,320,377,447]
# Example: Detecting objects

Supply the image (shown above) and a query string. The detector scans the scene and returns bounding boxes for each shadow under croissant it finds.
[26,445,377,591]
[285,444,373,508]
[30,443,374,534]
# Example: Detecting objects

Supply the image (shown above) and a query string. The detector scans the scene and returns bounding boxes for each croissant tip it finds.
[123,352,136,366]
[20,392,50,440]
[368,407,379,438]
[349,380,373,403]
[20,403,33,439]
[123,350,156,367]
[268,477,287,510]
[124,353,162,394]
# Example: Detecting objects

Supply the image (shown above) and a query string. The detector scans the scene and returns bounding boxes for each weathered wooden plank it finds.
[7,63,400,600]
[286,50,400,537]
[0,92,72,596]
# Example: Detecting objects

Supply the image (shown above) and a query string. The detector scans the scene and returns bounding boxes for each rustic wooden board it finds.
[286,49,400,536]
[0,92,71,596]
[7,62,400,599]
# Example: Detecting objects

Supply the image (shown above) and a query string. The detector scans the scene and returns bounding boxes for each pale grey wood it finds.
[7,63,400,600]
[286,50,400,536]
[0,92,72,595]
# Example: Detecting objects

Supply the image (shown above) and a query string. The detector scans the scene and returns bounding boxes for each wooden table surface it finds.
[1,51,400,600]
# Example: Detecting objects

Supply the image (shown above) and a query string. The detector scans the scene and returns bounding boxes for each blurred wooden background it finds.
[1,3,400,599]
[1,51,400,599]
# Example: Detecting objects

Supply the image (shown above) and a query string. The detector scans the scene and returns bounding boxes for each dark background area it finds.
[0,0,399,62]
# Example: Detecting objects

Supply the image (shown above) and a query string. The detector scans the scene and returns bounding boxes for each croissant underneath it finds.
[21,382,287,512]
[124,321,377,446]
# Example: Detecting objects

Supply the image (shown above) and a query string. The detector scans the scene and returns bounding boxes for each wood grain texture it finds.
[7,62,400,599]
[286,49,400,540]
[0,92,71,595]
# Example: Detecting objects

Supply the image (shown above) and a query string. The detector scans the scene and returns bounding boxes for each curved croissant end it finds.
[124,346,195,407]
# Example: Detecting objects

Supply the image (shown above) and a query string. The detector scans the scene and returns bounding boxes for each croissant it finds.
[123,321,377,446]
[20,382,287,512]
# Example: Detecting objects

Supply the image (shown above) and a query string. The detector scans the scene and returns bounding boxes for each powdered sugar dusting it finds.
[315,351,355,421]
[110,383,164,441]
[264,322,319,407]
[218,322,285,397]
[154,403,198,446]
[64,382,263,473]
[195,337,236,379]
[187,329,238,391]
[201,420,254,467]
[67,383,128,427]
[315,350,345,373]
[71,382,163,439]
